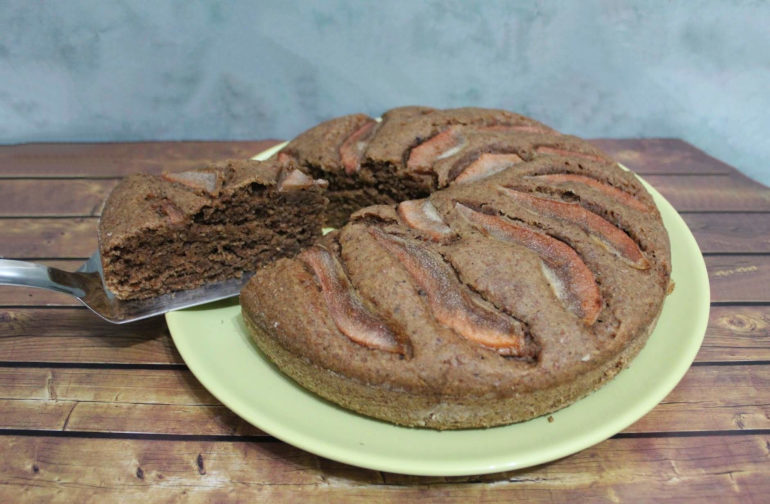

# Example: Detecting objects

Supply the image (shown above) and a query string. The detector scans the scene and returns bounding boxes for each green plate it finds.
[166,169,709,476]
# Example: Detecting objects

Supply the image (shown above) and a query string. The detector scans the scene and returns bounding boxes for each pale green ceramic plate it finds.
[166,166,709,476]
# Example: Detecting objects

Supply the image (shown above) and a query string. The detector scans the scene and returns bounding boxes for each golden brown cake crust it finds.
[240,106,671,429]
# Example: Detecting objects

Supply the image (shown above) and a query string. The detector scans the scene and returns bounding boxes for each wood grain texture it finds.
[588,138,739,176]
[0,140,281,177]
[706,256,770,303]
[644,175,770,212]
[0,436,326,503]
[0,368,209,403]
[626,364,770,433]
[0,368,262,435]
[0,308,180,364]
[0,301,767,367]
[697,306,770,362]
[0,365,766,436]
[0,435,766,503]
[0,218,97,258]
[683,213,770,254]
[379,435,770,495]
[0,179,116,217]
[0,400,262,436]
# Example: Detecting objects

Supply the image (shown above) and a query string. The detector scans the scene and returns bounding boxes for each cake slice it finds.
[99,158,328,300]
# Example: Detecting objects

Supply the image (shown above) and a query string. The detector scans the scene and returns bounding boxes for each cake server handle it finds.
[0,259,86,298]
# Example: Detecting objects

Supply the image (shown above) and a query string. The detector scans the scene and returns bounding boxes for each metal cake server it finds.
[0,252,251,324]
[0,142,294,324]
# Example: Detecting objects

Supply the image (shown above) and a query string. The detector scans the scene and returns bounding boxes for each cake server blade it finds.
[0,251,251,324]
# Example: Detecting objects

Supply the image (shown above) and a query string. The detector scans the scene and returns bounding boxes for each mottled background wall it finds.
[1,0,768,184]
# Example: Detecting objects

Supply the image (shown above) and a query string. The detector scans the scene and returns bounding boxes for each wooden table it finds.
[0,139,768,502]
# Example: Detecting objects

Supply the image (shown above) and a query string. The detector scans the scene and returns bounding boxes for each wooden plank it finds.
[0,436,329,502]
[0,179,116,217]
[0,218,97,258]
[683,213,770,254]
[0,368,209,403]
[0,288,81,307]
[697,306,770,362]
[589,138,738,176]
[0,308,181,365]
[0,364,766,436]
[0,140,282,177]
[0,399,262,436]
[0,400,77,431]
[625,364,770,433]
[0,368,263,436]
[706,256,770,303]
[644,175,770,212]
[379,435,770,492]
[0,435,766,502]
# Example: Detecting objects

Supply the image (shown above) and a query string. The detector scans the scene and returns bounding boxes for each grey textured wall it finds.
[1,0,768,185]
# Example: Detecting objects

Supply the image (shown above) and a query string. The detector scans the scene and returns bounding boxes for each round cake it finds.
[240,106,671,430]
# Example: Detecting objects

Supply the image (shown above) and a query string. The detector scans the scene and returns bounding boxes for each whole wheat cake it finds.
[100,106,671,429]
